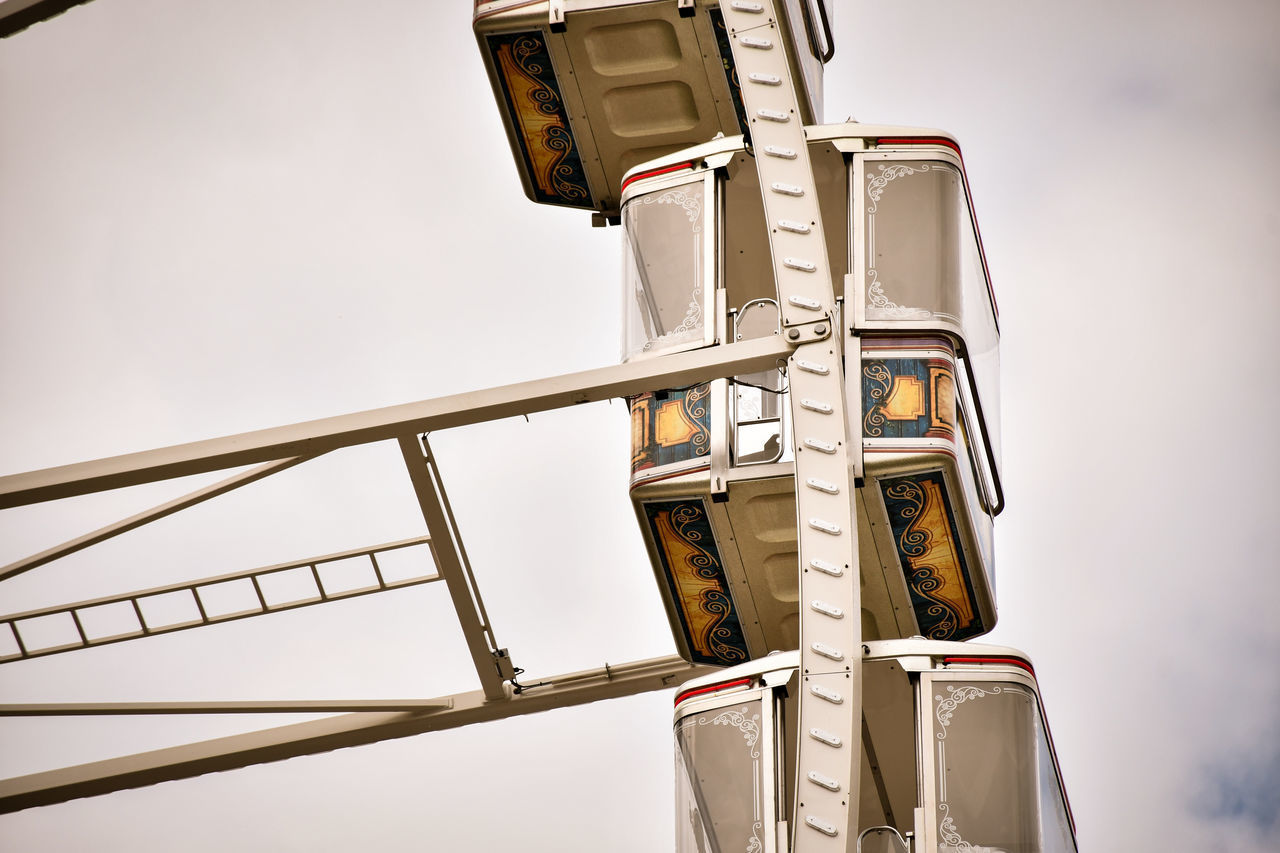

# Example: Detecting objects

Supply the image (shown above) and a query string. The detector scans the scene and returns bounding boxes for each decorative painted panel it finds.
[644,499,749,666]
[486,31,593,208]
[863,357,957,440]
[881,472,984,640]
[630,384,711,475]
[708,8,750,136]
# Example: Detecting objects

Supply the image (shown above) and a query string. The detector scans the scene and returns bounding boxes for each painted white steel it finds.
[0,335,794,510]
[721,1,862,847]
[808,558,843,577]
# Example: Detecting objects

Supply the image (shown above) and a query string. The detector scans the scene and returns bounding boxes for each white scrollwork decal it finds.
[635,187,703,350]
[933,684,1004,851]
[694,708,764,852]
[866,163,933,211]
[697,708,761,757]
[866,163,934,321]
[935,683,1003,733]
[637,188,703,231]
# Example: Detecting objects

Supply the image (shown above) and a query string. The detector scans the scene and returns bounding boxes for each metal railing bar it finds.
[129,599,151,635]
[0,536,434,623]
[68,610,89,646]
[1,573,442,664]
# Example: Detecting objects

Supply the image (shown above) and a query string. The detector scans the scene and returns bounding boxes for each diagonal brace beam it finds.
[0,455,318,583]
[398,435,505,700]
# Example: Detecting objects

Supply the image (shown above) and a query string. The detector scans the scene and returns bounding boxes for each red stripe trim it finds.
[942,653,1074,836]
[621,161,696,195]
[674,677,752,707]
[875,136,963,158]
[943,655,1035,677]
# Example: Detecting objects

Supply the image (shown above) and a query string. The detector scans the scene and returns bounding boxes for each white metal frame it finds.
[0,336,792,813]
[720,2,862,847]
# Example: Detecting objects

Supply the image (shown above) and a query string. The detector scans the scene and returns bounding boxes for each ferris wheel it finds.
[0,2,1075,851]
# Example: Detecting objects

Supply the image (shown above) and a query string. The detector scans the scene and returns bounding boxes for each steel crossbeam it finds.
[0,335,793,510]
[0,654,711,814]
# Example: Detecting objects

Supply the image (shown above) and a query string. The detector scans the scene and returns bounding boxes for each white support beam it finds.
[719,0,863,847]
[0,654,711,815]
[0,0,95,38]
[0,455,317,583]
[0,335,794,510]
[0,700,454,716]
[398,435,506,701]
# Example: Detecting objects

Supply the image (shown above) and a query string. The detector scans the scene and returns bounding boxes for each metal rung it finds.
[0,536,439,664]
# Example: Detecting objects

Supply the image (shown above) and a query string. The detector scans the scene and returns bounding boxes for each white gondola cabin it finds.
[474,0,832,217]
[620,127,1004,665]
[673,642,1076,852]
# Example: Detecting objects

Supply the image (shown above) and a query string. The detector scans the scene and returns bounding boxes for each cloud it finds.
[1195,730,1280,838]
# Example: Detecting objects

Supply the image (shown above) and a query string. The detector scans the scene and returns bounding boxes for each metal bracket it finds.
[492,648,518,682]
[548,0,566,32]
[677,0,695,17]
[784,318,833,344]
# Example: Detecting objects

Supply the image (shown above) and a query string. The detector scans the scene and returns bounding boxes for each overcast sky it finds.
[1,0,1278,850]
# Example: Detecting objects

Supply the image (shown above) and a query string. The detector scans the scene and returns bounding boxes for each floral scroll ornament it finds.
[507,35,589,203]
[684,384,711,456]
[934,684,1003,850]
[862,361,892,437]
[636,188,704,350]
[694,708,764,853]
[865,163,934,321]
[883,479,964,640]
[671,504,747,664]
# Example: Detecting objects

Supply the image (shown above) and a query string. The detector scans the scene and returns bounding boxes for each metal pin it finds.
[811,599,845,618]
[809,727,843,747]
[805,477,839,493]
[795,359,828,375]
[807,771,841,791]
[810,684,844,704]
[808,518,841,535]
[809,558,843,576]
[810,642,843,660]
[805,815,839,837]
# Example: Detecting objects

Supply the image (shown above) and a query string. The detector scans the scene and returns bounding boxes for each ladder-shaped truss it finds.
[0,536,438,663]
[720,3,862,847]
